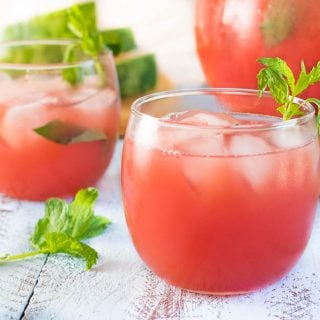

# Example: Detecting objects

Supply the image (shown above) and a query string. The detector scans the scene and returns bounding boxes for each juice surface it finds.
[122,111,319,293]
[0,79,120,200]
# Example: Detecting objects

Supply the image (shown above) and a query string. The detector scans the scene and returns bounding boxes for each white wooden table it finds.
[0,140,320,320]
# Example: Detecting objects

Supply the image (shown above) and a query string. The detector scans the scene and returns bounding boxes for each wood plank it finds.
[21,141,320,320]
[0,195,47,319]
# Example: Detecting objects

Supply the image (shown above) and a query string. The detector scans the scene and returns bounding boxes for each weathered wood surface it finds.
[0,141,320,320]
[0,196,46,319]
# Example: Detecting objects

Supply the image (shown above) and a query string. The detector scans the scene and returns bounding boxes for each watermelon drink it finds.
[122,89,319,294]
[0,40,120,200]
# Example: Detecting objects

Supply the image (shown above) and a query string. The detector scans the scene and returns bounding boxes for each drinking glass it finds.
[0,40,120,200]
[121,88,319,294]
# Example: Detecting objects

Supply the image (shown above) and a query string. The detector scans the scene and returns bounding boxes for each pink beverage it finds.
[0,40,120,200]
[122,89,319,294]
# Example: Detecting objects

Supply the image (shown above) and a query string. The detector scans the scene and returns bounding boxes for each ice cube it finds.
[133,117,159,147]
[25,75,68,93]
[0,81,48,106]
[229,134,273,156]
[47,88,119,133]
[158,110,237,156]
[269,126,308,150]
[179,151,232,204]
[229,134,275,192]
[128,119,161,181]
[28,77,73,107]
[0,102,53,148]
[0,80,63,148]
[74,88,117,111]
[168,110,240,127]
[174,132,226,156]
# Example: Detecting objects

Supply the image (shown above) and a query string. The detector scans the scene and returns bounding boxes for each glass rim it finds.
[131,88,316,132]
[0,39,111,71]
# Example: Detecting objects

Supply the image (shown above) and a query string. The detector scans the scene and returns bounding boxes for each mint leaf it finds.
[257,68,269,95]
[73,187,99,206]
[69,129,107,144]
[305,97,320,135]
[258,57,296,93]
[257,57,320,123]
[68,188,98,239]
[294,61,320,96]
[33,120,107,145]
[305,97,320,109]
[30,198,70,247]
[41,232,98,270]
[80,216,111,239]
[257,66,289,105]
[67,188,110,240]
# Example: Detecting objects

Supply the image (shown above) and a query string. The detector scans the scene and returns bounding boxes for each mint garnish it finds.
[257,57,320,122]
[63,4,106,86]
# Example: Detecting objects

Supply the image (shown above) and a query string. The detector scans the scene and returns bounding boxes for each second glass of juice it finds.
[122,89,319,294]
[0,40,120,200]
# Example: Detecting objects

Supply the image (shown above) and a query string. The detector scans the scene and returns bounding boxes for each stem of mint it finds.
[63,4,107,86]
[1,250,45,262]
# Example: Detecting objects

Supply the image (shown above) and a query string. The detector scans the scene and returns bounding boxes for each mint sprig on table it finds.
[0,188,110,270]
[257,57,320,123]
[63,4,106,85]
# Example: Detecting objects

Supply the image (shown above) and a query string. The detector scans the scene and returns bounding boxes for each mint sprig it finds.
[0,188,110,270]
[257,57,320,121]
[63,4,106,85]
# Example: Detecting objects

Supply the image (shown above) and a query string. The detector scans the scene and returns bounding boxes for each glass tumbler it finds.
[0,40,120,200]
[121,88,319,294]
